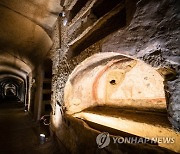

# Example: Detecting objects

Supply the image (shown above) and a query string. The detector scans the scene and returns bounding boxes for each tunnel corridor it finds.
[0,76,25,103]
[0,0,180,153]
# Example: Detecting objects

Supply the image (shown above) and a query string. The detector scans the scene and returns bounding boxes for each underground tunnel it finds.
[0,76,25,102]
[0,0,179,153]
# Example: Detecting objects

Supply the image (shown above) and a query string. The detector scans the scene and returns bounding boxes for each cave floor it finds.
[0,102,60,154]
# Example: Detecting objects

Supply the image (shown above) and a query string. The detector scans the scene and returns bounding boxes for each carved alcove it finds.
[64,52,180,152]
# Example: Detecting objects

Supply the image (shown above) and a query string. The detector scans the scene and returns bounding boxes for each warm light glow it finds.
[65,54,167,115]
[73,112,180,152]
[52,105,63,128]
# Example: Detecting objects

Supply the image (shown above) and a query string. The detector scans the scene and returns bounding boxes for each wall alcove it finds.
[64,52,180,152]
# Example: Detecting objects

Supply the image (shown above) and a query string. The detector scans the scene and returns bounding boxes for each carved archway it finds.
[65,52,167,114]
[64,52,180,152]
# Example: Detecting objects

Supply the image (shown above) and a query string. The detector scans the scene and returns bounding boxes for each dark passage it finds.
[0,102,60,154]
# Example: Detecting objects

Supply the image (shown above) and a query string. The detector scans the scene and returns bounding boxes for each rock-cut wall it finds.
[50,0,180,153]
[102,0,180,131]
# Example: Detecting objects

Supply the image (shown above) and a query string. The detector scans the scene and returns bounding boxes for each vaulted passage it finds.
[0,0,180,153]
[0,75,25,102]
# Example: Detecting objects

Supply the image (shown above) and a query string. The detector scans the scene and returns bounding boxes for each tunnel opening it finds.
[0,75,26,103]
[4,83,18,101]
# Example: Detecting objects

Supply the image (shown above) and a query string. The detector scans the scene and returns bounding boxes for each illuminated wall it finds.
[65,53,166,114]
[50,0,180,153]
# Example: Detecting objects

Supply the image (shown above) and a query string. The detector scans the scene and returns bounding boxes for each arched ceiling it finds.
[0,53,32,73]
[0,53,32,80]
[0,0,62,75]
[0,74,26,102]
[0,0,62,34]
[0,74,25,85]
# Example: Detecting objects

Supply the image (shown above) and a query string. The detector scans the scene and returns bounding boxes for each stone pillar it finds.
[34,65,44,121]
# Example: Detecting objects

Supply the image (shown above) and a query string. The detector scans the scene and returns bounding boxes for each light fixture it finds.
[39,134,46,144]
